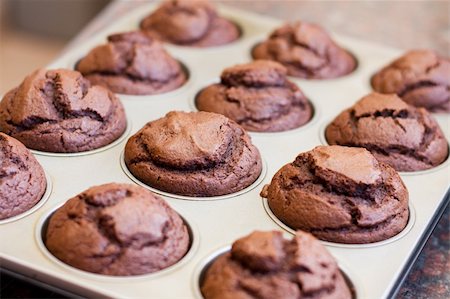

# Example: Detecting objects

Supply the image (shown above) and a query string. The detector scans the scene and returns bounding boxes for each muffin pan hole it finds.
[318,119,450,176]
[35,202,199,280]
[120,151,267,201]
[30,119,131,158]
[0,171,53,225]
[262,197,416,249]
[318,119,332,147]
[189,79,220,112]
[192,246,360,299]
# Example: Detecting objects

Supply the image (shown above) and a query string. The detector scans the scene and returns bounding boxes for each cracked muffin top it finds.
[0,133,46,220]
[325,92,448,171]
[0,69,127,153]
[45,183,190,276]
[371,49,450,112]
[252,21,356,79]
[196,60,313,132]
[76,31,187,95]
[124,111,262,197]
[260,146,409,244]
[201,230,352,299]
[140,0,240,47]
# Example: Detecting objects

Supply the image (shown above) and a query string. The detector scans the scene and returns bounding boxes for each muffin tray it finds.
[1,2,449,299]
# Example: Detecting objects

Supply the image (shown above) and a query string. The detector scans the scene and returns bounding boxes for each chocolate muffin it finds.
[140,0,240,47]
[0,133,46,220]
[196,60,313,132]
[76,31,187,95]
[260,146,409,244]
[201,230,352,299]
[0,69,127,153]
[371,49,450,112]
[124,111,262,197]
[325,92,448,172]
[45,183,190,276]
[252,21,356,79]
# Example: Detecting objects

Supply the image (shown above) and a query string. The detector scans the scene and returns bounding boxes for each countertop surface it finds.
[1,1,449,298]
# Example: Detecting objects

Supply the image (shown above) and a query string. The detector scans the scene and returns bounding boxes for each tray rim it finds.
[1,1,449,299]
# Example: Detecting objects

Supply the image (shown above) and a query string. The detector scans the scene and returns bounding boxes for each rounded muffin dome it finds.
[325,92,448,171]
[260,145,409,244]
[252,21,356,79]
[124,111,262,197]
[45,183,190,276]
[371,49,450,112]
[196,60,313,132]
[201,230,352,299]
[0,133,46,220]
[76,31,187,95]
[140,0,240,47]
[0,69,127,153]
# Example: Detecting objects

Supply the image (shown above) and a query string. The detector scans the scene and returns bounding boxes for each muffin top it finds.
[0,69,127,153]
[201,230,352,299]
[371,49,450,112]
[196,60,312,132]
[140,0,240,47]
[325,92,448,171]
[134,111,234,169]
[0,133,47,220]
[124,111,262,197]
[261,146,409,244]
[252,21,356,79]
[45,183,190,276]
[76,31,186,95]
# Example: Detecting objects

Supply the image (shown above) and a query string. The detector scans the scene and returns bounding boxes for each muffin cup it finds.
[192,245,362,299]
[35,201,200,280]
[318,119,450,176]
[0,171,53,225]
[262,197,416,248]
[120,151,267,201]
[190,79,320,136]
[30,119,132,157]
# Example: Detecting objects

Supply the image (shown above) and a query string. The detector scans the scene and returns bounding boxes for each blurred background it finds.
[1,0,448,94]
[0,0,110,94]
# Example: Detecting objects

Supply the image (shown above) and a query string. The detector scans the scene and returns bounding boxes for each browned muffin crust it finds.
[261,146,409,244]
[124,111,262,197]
[371,49,450,112]
[0,69,127,153]
[196,60,313,132]
[0,133,46,220]
[76,31,187,95]
[140,0,240,47]
[201,230,352,299]
[252,21,356,79]
[45,183,190,276]
[325,92,448,172]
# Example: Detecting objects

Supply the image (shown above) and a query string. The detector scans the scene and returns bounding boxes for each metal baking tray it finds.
[1,2,449,298]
